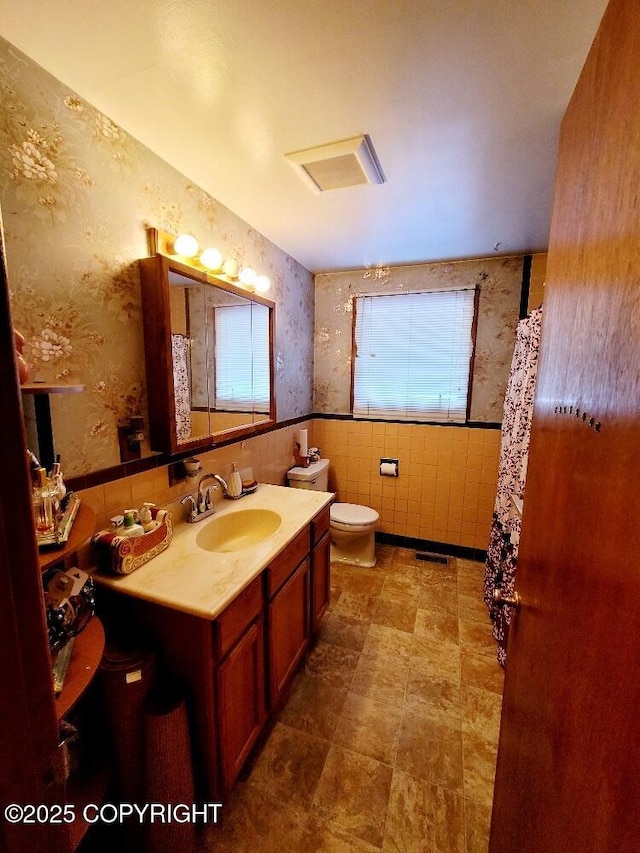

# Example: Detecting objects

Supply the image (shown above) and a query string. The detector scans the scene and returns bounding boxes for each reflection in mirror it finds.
[140,253,275,455]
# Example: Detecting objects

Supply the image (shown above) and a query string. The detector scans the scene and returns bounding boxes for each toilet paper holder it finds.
[379,458,399,477]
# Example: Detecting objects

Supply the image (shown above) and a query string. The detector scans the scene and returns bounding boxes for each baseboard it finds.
[375,532,486,563]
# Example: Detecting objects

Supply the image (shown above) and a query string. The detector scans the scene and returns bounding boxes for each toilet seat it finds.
[330,503,379,528]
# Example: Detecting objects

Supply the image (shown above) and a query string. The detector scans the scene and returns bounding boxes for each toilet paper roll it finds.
[297,429,308,457]
[380,461,399,477]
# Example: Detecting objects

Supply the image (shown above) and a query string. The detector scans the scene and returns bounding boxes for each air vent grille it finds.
[286,134,385,193]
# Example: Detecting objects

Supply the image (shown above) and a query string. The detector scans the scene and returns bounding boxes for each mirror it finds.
[140,254,275,454]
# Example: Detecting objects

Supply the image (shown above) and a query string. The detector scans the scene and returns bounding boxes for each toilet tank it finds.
[287,458,330,491]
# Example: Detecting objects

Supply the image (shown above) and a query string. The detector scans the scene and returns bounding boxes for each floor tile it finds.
[410,634,461,683]
[414,605,460,644]
[318,611,371,652]
[334,591,379,621]
[312,745,393,847]
[396,706,464,790]
[336,567,386,596]
[462,684,503,744]
[278,673,348,741]
[304,640,361,690]
[350,652,409,708]
[372,594,418,634]
[382,574,420,598]
[244,722,330,810]
[459,620,499,659]
[299,816,382,852]
[382,769,466,853]
[460,649,505,695]
[333,692,402,765]
[406,673,462,729]
[464,797,493,853]
[462,731,499,809]
[361,623,414,664]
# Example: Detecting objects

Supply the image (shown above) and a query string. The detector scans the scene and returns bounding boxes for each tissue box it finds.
[91,508,173,575]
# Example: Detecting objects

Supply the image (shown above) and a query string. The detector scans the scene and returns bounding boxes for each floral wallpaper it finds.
[314,257,523,422]
[0,38,314,476]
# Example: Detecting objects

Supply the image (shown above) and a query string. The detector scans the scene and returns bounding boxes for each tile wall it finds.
[313,420,500,552]
[77,416,499,555]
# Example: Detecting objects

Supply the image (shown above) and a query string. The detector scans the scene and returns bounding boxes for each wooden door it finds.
[0,219,68,851]
[490,1,640,850]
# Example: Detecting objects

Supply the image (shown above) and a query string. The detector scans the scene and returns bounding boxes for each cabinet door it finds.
[311,532,331,634]
[216,616,267,791]
[268,558,310,709]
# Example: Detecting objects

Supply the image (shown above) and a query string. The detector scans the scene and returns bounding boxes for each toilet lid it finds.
[331,503,379,526]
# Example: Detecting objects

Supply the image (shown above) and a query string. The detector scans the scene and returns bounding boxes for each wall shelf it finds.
[55,616,105,721]
[39,503,96,571]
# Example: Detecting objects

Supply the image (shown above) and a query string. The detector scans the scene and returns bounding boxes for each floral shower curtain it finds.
[484,305,543,666]
[171,333,192,444]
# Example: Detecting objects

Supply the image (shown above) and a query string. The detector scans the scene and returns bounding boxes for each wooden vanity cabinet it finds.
[113,510,332,800]
[265,528,311,710]
[213,577,267,791]
[310,506,331,634]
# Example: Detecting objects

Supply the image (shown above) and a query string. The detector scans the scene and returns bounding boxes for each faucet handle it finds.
[180,494,197,521]
[205,484,219,509]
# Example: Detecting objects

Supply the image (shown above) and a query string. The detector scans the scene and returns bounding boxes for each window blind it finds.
[214,304,270,411]
[352,288,476,422]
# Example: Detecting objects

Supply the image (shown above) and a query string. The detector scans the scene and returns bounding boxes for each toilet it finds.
[287,458,379,568]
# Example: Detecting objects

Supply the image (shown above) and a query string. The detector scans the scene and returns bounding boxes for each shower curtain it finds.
[171,334,192,444]
[484,305,543,666]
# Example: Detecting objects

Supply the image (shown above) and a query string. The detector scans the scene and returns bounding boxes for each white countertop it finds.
[91,484,334,620]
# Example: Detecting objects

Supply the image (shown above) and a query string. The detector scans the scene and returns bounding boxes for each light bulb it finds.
[255,274,271,293]
[222,258,239,278]
[173,233,199,257]
[239,267,257,287]
[200,247,223,270]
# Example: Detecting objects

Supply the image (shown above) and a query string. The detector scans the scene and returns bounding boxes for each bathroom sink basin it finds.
[195,508,282,553]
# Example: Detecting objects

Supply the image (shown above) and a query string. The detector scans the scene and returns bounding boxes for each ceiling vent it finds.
[285,134,385,193]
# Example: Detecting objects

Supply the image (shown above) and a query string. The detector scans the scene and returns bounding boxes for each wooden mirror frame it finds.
[139,252,276,455]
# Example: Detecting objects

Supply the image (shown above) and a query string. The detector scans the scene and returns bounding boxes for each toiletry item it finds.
[138,502,157,532]
[183,457,201,477]
[32,467,56,535]
[297,428,308,458]
[308,447,321,463]
[228,463,243,498]
[119,509,144,538]
[50,455,66,508]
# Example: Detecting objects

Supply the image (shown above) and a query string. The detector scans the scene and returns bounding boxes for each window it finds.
[214,304,270,411]
[352,288,477,422]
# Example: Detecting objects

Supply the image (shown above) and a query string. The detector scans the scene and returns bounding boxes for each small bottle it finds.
[138,502,156,532]
[32,467,55,535]
[228,463,243,498]
[119,509,144,538]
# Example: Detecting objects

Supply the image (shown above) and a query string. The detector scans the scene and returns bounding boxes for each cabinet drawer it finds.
[266,527,310,597]
[311,505,331,545]
[214,576,263,659]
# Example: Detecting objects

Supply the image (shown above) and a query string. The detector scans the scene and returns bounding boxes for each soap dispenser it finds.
[228,463,243,498]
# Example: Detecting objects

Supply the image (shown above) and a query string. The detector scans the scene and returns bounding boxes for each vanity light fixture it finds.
[149,228,272,295]
[239,267,257,288]
[172,233,199,257]
[222,258,240,279]
[200,247,223,271]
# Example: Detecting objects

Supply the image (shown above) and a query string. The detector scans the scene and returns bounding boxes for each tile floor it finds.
[204,545,504,852]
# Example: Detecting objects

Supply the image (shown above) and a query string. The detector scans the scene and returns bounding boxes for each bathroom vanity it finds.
[93,484,333,799]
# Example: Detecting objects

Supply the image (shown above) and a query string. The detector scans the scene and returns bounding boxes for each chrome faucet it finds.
[197,473,220,512]
[211,473,230,496]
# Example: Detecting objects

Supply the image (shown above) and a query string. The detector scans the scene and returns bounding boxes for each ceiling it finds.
[0,0,608,273]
